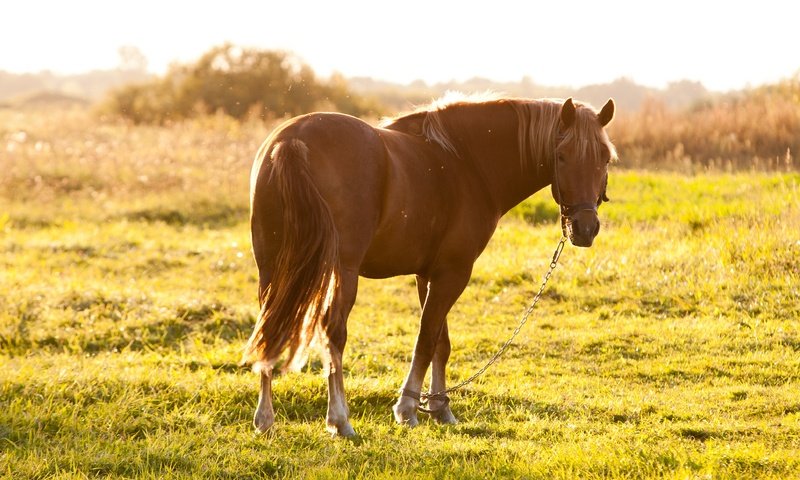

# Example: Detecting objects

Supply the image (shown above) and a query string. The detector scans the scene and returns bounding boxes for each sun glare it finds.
[1,0,797,90]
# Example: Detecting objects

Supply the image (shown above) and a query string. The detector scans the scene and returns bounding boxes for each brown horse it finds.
[242,94,616,436]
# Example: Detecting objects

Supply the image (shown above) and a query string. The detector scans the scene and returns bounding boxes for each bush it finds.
[103,44,384,123]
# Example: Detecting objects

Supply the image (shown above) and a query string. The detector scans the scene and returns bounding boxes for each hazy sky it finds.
[3,1,797,91]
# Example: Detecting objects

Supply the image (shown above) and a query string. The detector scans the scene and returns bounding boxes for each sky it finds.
[2,1,798,91]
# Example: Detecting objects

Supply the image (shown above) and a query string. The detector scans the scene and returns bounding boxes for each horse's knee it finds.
[326,324,348,353]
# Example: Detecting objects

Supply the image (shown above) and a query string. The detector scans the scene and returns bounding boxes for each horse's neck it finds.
[447,103,552,215]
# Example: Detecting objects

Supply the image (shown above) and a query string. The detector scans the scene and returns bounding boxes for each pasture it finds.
[1,108,799,478]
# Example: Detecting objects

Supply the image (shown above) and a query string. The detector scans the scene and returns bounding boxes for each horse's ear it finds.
[598,98,615,127]
[560,97,576,128]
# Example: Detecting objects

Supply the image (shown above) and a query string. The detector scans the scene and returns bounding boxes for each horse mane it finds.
[380,91,501,158]
[381,93,617,171]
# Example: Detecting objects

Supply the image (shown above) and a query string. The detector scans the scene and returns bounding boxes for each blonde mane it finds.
[382,94,617,170]
[380,91,501,157]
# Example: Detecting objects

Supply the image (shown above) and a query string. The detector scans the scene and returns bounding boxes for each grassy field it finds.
[1,109,799,479]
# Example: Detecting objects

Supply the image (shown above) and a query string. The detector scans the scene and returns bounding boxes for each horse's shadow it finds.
[266,383,581,439]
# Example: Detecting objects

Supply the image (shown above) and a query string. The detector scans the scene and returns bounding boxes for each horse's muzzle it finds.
[562,209,600,248]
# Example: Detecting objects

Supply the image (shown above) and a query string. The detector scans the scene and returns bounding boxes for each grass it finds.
[1,108,800,479]
[607,76,800,171]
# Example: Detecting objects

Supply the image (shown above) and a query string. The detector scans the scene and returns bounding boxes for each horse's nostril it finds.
[577,219,599,239]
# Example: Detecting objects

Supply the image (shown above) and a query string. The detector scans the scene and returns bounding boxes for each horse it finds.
[242,94,616,436]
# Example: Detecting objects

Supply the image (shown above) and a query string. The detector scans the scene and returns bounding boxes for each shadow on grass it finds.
[1,298,254,356]
[509,199,561,225]
[120,200,248,228]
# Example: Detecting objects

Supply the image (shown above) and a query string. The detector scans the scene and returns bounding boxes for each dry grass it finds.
[0,108,267,227]
[609,77,800,171]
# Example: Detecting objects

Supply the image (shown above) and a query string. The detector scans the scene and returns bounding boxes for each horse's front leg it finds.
[428,321,458,424]
[394,269,470,426]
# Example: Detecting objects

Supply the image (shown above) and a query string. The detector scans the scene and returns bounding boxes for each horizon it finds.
[0,65,738,94]
[2,1,799,92]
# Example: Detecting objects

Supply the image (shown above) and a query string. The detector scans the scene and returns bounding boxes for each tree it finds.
[105,44,383,123]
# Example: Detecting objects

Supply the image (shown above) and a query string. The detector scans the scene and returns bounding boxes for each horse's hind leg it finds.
[324,269,359,437]
[252,274,276,433]
[254,370,275,432]
[253,269,275,433]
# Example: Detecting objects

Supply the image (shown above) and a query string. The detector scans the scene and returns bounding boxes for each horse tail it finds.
[242,138,340,372]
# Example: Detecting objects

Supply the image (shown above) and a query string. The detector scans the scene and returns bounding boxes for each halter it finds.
[551,148,599,240]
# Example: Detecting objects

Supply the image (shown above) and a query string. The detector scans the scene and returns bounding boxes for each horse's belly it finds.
[358,254,420,279]
[358,215,442,279]
[358,240,429,279]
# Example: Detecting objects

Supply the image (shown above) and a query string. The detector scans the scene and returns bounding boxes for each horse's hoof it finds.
[253,414,275,434]
[393,400,420,427]
[327,421,356,437]
[430,406,458,425]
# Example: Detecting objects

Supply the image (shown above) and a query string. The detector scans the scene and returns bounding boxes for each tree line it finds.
[102,44,384,123]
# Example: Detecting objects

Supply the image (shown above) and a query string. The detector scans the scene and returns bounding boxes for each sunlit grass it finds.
[1,109,799,478]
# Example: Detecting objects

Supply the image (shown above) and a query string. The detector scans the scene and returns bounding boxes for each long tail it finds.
[242,138,340,371]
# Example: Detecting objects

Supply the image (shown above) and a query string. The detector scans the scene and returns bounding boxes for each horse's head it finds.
[552,98,616,248]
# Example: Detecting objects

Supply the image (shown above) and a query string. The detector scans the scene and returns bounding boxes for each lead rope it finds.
[414,235,568,413]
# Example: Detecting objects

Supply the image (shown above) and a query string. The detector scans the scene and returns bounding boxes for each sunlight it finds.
[2,0,798,90]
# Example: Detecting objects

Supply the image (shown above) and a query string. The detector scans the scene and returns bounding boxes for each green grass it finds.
[1,109,799,479]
